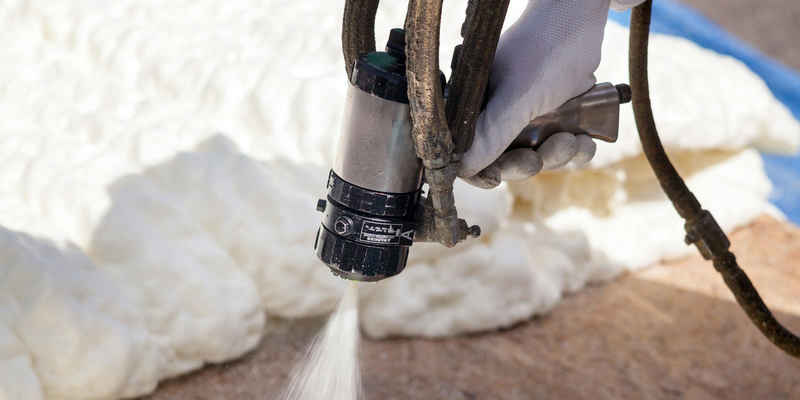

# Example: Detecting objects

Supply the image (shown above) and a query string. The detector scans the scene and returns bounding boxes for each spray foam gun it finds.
[314,28,630,281]
[314,0,800,358]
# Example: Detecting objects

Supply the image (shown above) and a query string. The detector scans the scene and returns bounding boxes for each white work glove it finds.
[459,0,645,188]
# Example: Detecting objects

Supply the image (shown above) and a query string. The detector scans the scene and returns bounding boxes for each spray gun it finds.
[313,0,800,358]
[314,28,631,281]
[313,29,421,282]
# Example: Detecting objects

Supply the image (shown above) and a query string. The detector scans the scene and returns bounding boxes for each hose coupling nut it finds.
[684,210,731,261]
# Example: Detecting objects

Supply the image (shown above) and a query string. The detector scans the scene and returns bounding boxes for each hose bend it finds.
[630,0,800,358]
[342,0,379,80]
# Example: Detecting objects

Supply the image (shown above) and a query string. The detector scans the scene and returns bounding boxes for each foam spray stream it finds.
[282,282,362,400]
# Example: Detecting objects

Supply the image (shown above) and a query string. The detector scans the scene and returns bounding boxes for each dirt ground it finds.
[144,216,800,399]
[143,3,800,399]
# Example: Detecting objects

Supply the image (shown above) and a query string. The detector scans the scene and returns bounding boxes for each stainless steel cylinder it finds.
[333,84,422,193]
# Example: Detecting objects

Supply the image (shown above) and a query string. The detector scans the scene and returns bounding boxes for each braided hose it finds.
[630,0,800,357]
[404,0,466,247]
[446,0,510,155]
[342,0,379,80]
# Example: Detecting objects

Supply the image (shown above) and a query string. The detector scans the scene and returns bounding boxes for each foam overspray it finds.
[283,282,362,400]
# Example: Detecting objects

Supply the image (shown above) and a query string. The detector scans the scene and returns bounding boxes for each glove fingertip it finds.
[570,134,597,167]
[539,132,578,170]
[497,148,543,181]
[462,166,501,189]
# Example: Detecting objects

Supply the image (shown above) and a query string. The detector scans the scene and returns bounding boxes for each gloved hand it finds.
[459,0,645,188]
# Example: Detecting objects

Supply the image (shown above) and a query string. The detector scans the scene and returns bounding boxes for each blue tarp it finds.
[609,1,800,223]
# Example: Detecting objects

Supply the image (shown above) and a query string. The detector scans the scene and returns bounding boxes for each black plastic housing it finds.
[315,171,419,281]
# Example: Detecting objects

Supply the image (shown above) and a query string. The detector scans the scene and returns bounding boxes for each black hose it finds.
[629,0,800,358]
[445,0,510,155]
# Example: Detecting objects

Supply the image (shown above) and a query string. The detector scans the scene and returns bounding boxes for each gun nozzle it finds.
[615,84,632,104]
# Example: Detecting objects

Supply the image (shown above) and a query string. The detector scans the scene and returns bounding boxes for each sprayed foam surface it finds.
[0,0,798,398]
[283,283,361,400]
